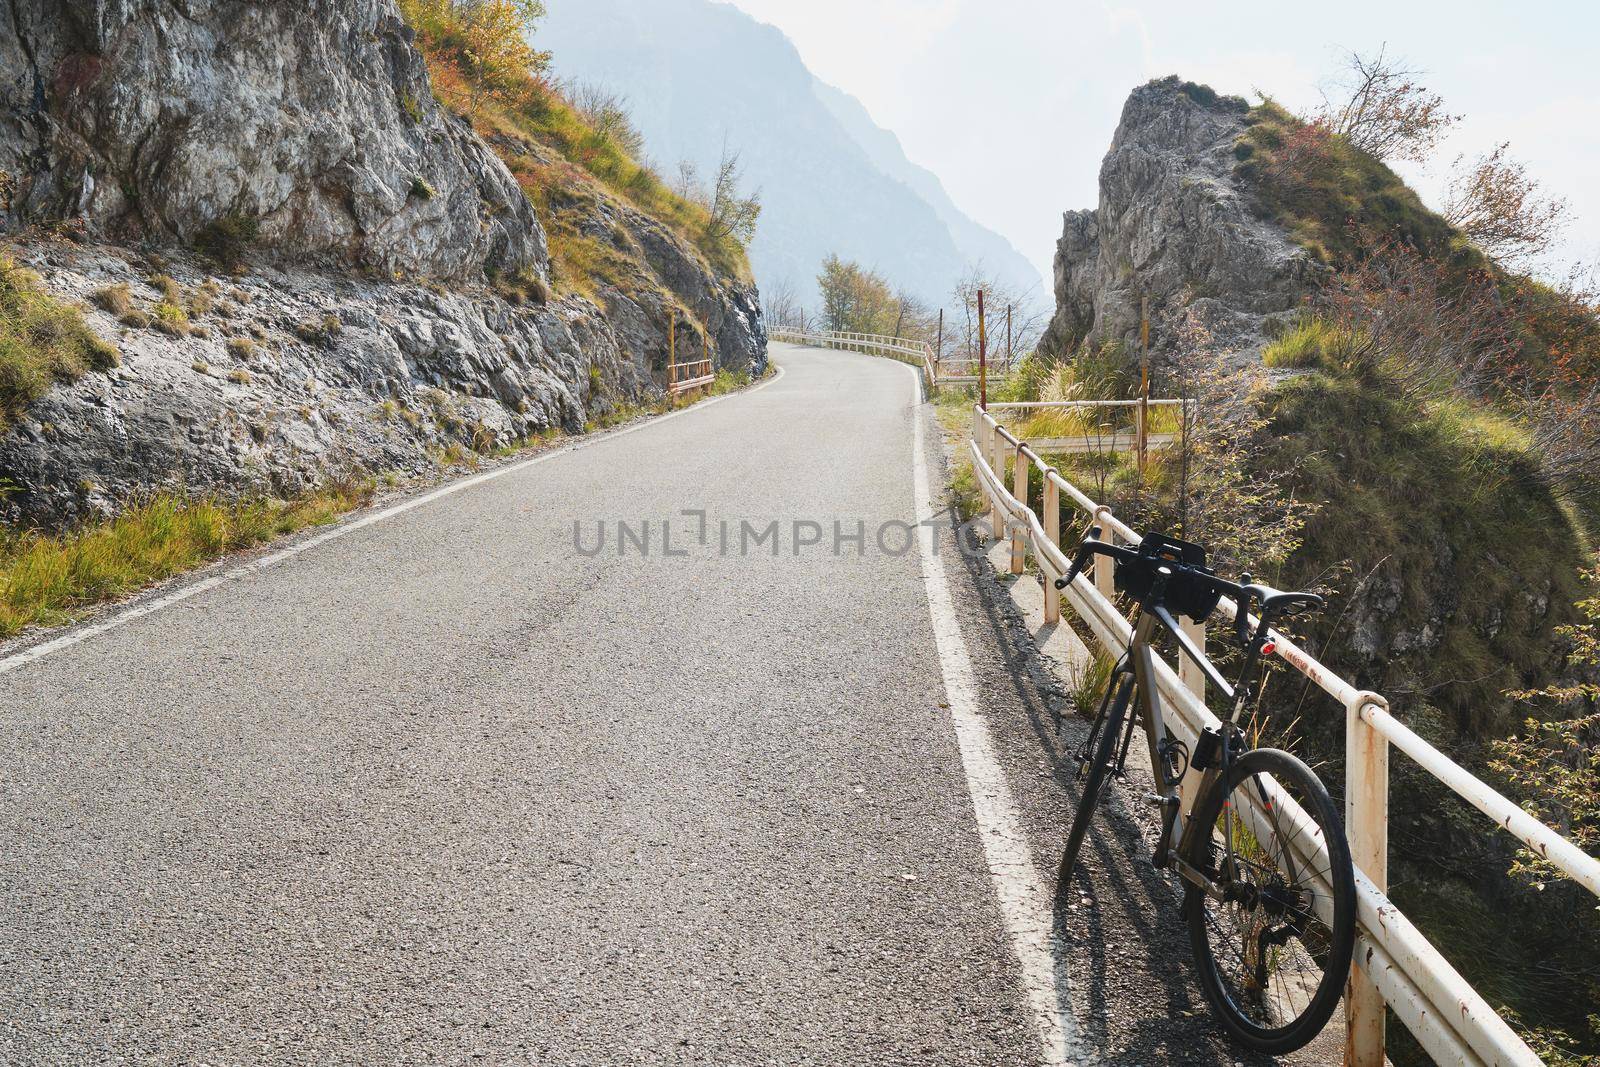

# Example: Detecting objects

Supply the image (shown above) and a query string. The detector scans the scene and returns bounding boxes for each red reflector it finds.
[1261,641,1277,656]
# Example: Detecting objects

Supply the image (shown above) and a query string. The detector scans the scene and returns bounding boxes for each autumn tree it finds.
[1316,46,1457,163]
[705,143,762,248]
[564,80,646,158]
[1444,143,1571,266]
[949,264,1048,366]
[816,255,896,334]
[399,0,550,117]
[1319,238,1517,399]
[762,276,803,328]
[1142,308,1315,574]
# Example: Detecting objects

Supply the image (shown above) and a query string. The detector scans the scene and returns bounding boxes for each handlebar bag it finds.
[1114,532,1224,623]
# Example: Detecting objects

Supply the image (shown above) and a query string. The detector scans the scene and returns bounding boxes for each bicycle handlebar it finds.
[1053,527,1136,591]
[1053,529,1325,647]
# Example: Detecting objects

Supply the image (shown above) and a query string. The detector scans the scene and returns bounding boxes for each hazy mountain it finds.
[537,0,1043,311]
[809,81,1043,304]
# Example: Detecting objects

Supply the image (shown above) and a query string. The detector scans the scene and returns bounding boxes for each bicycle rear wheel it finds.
[1183,747,1356,1054]
[1057,673,1133,889]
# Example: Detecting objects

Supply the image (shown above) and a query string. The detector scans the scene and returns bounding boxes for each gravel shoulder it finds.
[927,410,1346,1067]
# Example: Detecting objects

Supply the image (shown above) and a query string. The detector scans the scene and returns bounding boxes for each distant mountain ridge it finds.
[808,81,1043,303]
[536,0,1043,310]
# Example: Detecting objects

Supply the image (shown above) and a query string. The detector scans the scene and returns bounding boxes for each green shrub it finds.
[152,301,190,337]
[1262,316,1364,370]
[0,256,119,432]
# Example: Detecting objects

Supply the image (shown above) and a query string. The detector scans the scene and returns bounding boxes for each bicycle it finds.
[1053,528,1357,1055]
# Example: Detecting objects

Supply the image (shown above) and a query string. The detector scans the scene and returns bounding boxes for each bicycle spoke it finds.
[1195,761,1353,1039]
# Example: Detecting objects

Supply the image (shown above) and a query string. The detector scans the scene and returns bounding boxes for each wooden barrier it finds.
[966,405,1599,1067]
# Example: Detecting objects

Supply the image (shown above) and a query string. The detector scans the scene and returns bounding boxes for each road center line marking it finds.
[904,364,1083,1066]
[0,364,786,677]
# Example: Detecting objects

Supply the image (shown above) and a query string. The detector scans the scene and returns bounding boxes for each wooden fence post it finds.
[989,424,1006,543]
[1345,693,1391,1067]
[1043,477,1061,624]
[1010,445,1027,575]
[1093,507,1116,602]
[1179,617,1206,700]
[668,307,677,392]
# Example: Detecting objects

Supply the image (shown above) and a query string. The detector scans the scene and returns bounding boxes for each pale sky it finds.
[723,0,1600,285]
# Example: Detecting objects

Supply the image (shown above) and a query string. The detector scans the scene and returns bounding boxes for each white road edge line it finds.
[905,364,1083,1066]
[0,364,787,677]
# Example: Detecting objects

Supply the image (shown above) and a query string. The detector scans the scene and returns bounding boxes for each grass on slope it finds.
[397,0,750,282]
[1233,100,1464,267]
[0,255,119,433]
[0,485,373,638]
[1257,361,1598,1053]
[0,353,771,642]
[1236,100,1600,391]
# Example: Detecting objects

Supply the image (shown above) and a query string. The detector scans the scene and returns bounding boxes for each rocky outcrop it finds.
[0,0,541,280]
[0,0,765,526]
[1039,77,1321,363]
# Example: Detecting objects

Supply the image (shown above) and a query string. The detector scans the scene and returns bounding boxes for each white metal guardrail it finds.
[769,325,938,392]
[968,405,1600,1067]
[989,400,1192,459]
[769,324,1011,393]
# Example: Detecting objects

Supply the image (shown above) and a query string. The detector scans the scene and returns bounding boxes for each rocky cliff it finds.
[1040,78,1600,1047]
[1039,77,1321,361]
[0,0,764,526]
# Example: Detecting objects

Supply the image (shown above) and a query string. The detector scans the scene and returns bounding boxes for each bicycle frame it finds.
[1118,600,1272,894]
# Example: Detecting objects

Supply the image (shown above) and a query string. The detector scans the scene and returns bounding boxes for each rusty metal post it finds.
[1345,694,1390,1067]
[1138,295,1150,475]
[978,290,988,411]
[1006,303,1013,369]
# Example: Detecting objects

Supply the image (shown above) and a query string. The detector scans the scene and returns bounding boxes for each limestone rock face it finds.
[0,0,766,527]
[0,0,544,280]
[1040,77,1321,363]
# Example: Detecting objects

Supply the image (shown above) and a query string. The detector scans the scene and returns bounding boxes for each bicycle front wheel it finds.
[1057,673,1133,889]
[1183,747,1357,1055]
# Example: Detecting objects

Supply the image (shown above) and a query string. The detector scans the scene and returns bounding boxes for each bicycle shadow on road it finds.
[949,523,1287,1066]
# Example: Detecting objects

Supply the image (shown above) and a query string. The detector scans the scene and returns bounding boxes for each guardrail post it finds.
[1010,445,1027,575]
[1043,477,1061,624]
[989,423,1006,543]
[1345,693,1390,1067]
[1179,617,1205,700]
[1093,507,1116,602]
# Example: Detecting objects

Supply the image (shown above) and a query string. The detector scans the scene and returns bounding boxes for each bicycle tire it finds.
[1184,747,1357,1054]
[1057,673,1134,889]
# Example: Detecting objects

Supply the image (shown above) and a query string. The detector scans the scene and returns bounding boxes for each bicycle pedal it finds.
[1142,792,1168,807]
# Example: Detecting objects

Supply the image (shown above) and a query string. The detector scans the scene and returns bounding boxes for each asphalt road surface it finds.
[2,343,1336,1066]
[0,345,1073,1065]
